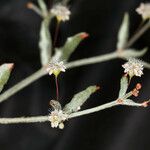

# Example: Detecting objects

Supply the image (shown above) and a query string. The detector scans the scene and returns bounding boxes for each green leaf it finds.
[63,85,99,114]
[37,0,48,16]
[53,32,89,62]
[39,18,52,66]
[118,76,128,98]
[117,13,129,49]
[0,64,13,93]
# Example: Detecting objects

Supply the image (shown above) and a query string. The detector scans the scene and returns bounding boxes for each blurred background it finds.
[0,0,150,150]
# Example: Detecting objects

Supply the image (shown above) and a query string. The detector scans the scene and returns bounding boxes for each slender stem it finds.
[0,68,46,103]
[27,3,43,17]
[66,52,118,69]
[66,50,150,69]
[0,100,144,124]
[0,116,49,124]
[55,76,59,100]
[69,101,118,118]
[53,20,60,48]
[0,50,150,104]
[125,20,150,48]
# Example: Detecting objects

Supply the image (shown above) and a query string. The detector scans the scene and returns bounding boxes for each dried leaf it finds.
[117,13,129,49]
[63,85,99,114]
[118,76,128,98]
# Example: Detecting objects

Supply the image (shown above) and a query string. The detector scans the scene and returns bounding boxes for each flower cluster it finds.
[122,58,144,77]
[46,61,66,76]
[50,4,71,22]
[49,109,68,129]
[136,3,150,20]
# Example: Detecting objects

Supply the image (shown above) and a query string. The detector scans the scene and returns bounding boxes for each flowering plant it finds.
[0,0,149,134]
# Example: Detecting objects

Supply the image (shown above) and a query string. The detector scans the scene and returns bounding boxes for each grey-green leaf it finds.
[117,13,129,49]
[0,64,13,93]
[37,0,48,16]
[63,85,98,114]
[52,32,89,62]
[118,76,128,98]
[39,18,52,66]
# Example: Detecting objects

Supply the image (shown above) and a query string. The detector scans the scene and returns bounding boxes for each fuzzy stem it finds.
[0,68,46,103]
[0,100,144,124]
[125,20,150,48]
[0,50,149,104]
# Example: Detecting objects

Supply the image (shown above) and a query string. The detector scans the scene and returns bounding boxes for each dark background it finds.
[0,0,150,150]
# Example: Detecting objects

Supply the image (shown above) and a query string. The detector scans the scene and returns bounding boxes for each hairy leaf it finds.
[63,85,99,114]
[117,13,129,49]
[38,0,48,15]
[52,32,89,62]
[39,18,52,66]
[118,76,128,98]
[0,64,13,93]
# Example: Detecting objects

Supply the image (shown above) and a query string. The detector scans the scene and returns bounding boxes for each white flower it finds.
[46,61,66,76]
[49,109,68,129]
[136,3,150,20]
[50,4,71,22]
[122,58,144,77]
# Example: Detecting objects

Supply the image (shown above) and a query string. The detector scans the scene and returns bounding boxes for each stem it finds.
[0,50,150,104]
[0,68,46,103]
[125,20,150,48]
[27,3,43,17]
[0,116,49,124]
[69,101,118,118]
[53,20,60,48]
[66,52,118,69]
[0,100,144,124]
[55,76,59,100]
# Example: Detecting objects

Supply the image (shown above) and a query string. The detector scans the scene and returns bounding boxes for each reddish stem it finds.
[55,76,59,101]
[53,20,60,48]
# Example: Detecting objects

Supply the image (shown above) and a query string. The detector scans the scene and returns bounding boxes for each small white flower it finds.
[50,4,71,22]
[46,61,66,76]
[122,58,144,77]
[136,3,150,20]
[49,109,68,129]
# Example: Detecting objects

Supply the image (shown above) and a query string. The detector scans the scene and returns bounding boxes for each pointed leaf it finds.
[53,32,89,61]
[117,13,129,49]
[0,64,14,93]
[39,18,52,66]
[63,85,99,114]
[118,76,128,98]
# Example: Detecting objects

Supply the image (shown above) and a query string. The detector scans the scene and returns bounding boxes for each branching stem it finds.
[0,100,144,124]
